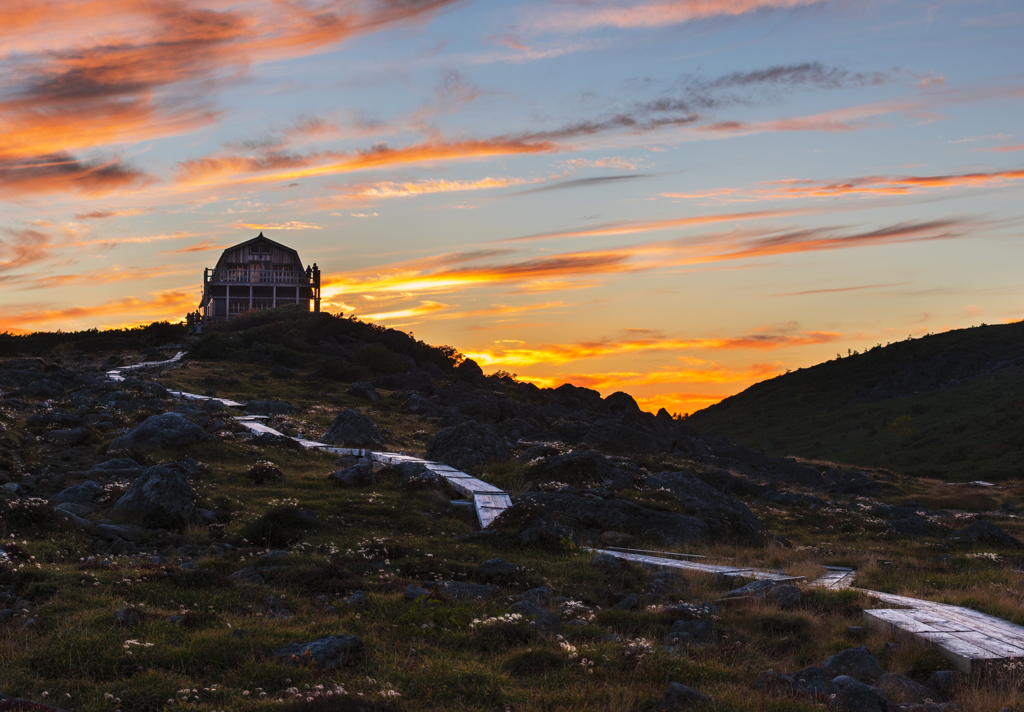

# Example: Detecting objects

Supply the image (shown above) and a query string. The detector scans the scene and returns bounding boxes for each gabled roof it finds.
[213,232,304,270]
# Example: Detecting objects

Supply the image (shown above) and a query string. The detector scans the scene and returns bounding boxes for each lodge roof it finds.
[212,232,304,271]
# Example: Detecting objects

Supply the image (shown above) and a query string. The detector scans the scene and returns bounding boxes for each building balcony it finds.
[203,267,313,286]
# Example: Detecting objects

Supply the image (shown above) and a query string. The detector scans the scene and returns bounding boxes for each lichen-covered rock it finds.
[508,600,559,633]
[644,471,767,543]
[320,409,386,449]
[425,420,509,470]
[821,646,885,683]
[328,464,375,487]
[273,634,364,668]
[109,412,214,451]
[525,450,633,489]
[108,465,198,529]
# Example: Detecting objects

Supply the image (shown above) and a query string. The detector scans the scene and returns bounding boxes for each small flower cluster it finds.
[967,552,1004,563]
[558,599,597,622]
[123,639,154,656]
[470,612,524,629]
[623,637,655,662]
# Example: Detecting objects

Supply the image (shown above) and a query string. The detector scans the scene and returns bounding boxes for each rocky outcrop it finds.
[320,409,386,449]
[109,412,214,451]
[643,471,767,543]
[425,420,509,470]
[108,465,198,528]
[525,450,633,490]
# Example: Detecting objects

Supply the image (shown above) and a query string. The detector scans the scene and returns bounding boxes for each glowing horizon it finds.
[2,0,1022,415]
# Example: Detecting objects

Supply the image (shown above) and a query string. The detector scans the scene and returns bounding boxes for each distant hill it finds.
[688,321,1024,482]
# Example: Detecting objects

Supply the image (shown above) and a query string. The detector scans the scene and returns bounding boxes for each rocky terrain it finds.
[1,309,1023,711]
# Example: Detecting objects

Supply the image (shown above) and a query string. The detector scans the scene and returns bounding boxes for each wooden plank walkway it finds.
[592,548,802,583]
[229,415,512,529]
[106,351,183,382]
[807,567,1024,672]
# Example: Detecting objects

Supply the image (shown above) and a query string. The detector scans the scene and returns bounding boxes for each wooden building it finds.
[198,233,320,324]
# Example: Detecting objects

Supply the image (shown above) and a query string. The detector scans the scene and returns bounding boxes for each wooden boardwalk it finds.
[106,351,183,382]
[807,567,1024,672]
[592,548,803,583]
[231,415,512,528]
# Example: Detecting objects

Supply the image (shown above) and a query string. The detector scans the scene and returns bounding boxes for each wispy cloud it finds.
[662,168,1024,202]
[532,0,828,31]
[0,289,195,332]
[229,221,320,230]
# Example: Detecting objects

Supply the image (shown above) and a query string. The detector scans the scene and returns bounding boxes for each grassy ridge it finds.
[689,322,1024,481]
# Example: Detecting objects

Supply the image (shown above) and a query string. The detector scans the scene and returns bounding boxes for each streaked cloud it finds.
[0,289,196,332]
[229,221,321,230]
[532,0,828,31]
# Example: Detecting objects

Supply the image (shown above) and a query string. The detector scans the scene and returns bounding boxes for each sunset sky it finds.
[2,0,1022,413]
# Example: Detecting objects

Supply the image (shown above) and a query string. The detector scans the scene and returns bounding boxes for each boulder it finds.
[404,584,430,601]
[877,673,943,704]
[346,591,368,606]
[613,594,638,610]
[473,558,525,585]
[90,458,145,478]
[268,364,292,379]
[108,465,198,529]
[590,553,625,572]
[581,423,665,454]
[644,471,766,543]
[348,382,381,402]
[425,420,509,470]
[603,391,642,414]
[508,600,560,633]
[50,481,102,505]
[54,508,92,529]
[27,410,83,430]
[509,491,708,545]
[514,587,551,607]
[328,464,375,487]
[244,400,296,415]
[114,607,142,627]
[525,450,633,490]
[273,634,364,668]
[765,584,802,609]
[320,409,386,449]
[403,394,440,416]
[788,667,840,700]
[830,676,892,712]
[228,567,265,585]
[821,646,884,683]
[657,682,715,710]
[947,520,1022,548]
[518,515,581,549]
[93,524,145,544]
[109,412,214,451]
[455,357,486,384]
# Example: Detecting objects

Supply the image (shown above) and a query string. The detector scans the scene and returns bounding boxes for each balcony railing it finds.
[204,268,312,285]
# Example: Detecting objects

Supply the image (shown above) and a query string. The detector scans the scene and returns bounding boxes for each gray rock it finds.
[196,508,218,525]
[109,413,214,451]
[724,579,778,599]
[511,491,707,546]
[947,520,1022,548]
[613,594,638,610]
[877,673,942,704]
[108,465,198,529]
[273,634,364,668]
[228,567,265,585]
[50,481,102,505]
[328,464,375,487]
[269,364,292,379]
[231,629,249,639]
[54,507,92,529]
[44,427,90,447]
[788,667,840,700]
[525,450,633,490]
[513,587,551,607]
[435,581,499,600]
[518,515,582,549]
[590,552,625,571]
[508,600,560,633]
[426,420,509,470]
[821,646,885,683]
[664,619,718,646]
[320,409,386,449]
[830,676,892,712]
[404,584,430,601]
[346,591,368,606]
[925,671,958,695]
[264,596,293,619]
[93,523,145,544]
[657,682,716,710]
[89,458,145,478]
[114,607,142,627]
[766,584,802,609]
[244,400,296,415]
[644,471,767,543]
[349,382,381,402]
[259,549,291,562]
[473,558,524,585]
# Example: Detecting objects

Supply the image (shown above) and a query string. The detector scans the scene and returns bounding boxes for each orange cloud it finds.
[335,176,545,199]
[464,330,840,368]
[174,138,559,188]
[984,145,1024,153]
[0,289,195,332]
[159,238,231,254]
[74,207,154,220]
[229,221,321,230]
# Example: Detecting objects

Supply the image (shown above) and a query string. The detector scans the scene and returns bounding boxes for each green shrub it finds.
[503,649,566,677]
[353,343,406,376]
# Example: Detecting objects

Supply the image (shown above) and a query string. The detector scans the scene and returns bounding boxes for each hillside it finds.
[1,310,1023,711]
[688,321,1024,482]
